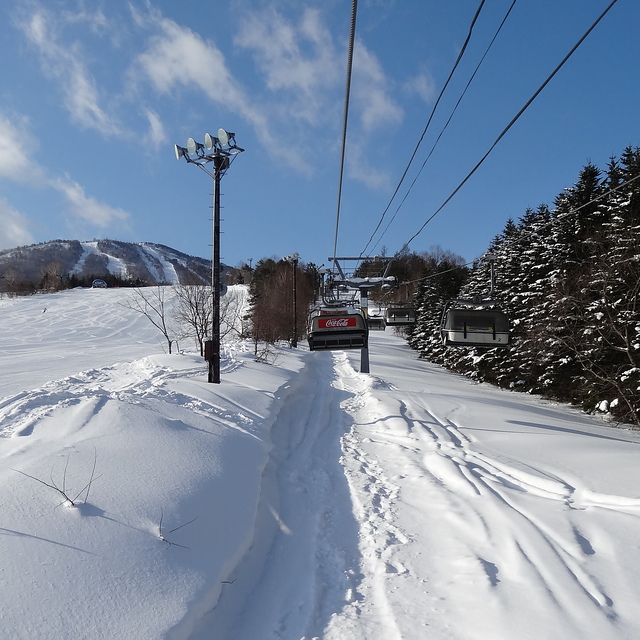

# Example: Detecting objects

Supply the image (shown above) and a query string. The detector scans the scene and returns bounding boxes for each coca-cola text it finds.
[319,317,357,329]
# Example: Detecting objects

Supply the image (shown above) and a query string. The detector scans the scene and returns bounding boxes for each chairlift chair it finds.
[367,315,386,331]
[384,305,416,326]
[307,307,369,351]
[440,254,509,348]
[441,304,509,348]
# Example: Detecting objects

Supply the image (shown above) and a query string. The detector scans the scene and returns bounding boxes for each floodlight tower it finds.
[174,129,244,383]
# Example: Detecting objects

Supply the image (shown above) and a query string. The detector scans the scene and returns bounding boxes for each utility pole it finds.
[210,154,223,383]
[174,129,244,383]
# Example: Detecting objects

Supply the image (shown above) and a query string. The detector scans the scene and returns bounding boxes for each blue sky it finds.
[0,0,637,269]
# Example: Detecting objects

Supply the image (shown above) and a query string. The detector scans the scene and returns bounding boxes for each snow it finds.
[72,241,129,279]
[138,243,180,285]
[1,287,640,639]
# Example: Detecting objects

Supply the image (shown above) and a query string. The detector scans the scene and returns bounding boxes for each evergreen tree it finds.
[408,254,468,363]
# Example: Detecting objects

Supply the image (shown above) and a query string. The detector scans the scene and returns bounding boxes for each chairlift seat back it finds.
[307,308,369,351]
[385,306,416,326]
[368,316,386,331]
[442,308,509,348]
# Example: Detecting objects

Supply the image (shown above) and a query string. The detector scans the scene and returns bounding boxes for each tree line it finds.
[6,146,639,427]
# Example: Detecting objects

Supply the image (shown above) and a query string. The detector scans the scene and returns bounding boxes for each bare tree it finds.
[121,286,176,354]
[220,287,247,341]
[1,268,19,296]
[173,284,212,356]
[40,261,66,292]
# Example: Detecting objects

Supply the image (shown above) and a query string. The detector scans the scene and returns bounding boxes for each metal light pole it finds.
[283,253,299,348]
[174,129,244,383]
[359,285,370,374]
[210,154,223,383]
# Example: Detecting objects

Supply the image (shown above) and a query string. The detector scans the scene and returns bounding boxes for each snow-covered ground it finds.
[1,287,640,640]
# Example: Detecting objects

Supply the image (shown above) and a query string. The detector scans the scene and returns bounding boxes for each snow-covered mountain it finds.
[0,239,232,287]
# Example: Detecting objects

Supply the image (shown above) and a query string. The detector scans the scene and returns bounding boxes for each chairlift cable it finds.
[359,0,488,259]
[368,0,518,256]
[398,0,620,254]
[332,0,359,267]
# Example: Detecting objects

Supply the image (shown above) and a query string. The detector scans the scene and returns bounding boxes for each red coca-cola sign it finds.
[319,317,357,329]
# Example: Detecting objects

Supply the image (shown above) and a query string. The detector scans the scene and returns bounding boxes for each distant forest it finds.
[407,144,640,427]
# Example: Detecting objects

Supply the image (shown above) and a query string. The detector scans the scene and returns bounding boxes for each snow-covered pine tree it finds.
[408,253,468,364]
[575,149,640,424]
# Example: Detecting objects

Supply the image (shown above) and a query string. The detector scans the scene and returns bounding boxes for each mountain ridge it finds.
[0,239,233,289]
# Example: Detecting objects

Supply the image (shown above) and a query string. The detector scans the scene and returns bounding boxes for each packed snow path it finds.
[194,350,363,638]
[192,333,640,640]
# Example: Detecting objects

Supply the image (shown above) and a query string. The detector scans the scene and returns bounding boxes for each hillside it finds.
[0,239,237,290]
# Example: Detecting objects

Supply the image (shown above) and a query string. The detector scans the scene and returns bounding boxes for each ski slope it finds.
[1,287,639,640]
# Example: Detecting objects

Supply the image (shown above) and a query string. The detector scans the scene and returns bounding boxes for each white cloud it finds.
[0,114,44,184]
[234,8,340,124]
[133,12,246,112]
[144,109,166,150]
[345,142,392,190]
[131,7,291,165]
[0,199,34,249]
[0,109,131,238]
[235,7,403,180]
[18,5,121,135]
[131,4,402,181]
[353,43,403,132]
[51,176,130,228]
[405,71,437,104]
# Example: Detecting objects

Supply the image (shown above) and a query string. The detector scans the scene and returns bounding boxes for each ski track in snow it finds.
[0,356,259,444]
[186,344,640,640]
[331,361,640,639]
[190,350,368,640]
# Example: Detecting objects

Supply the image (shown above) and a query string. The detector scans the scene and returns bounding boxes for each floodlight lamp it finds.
[186,137,205,156]
[283,252,300,264]
[174,144,188,160]
[204,132,219,150]
[217,128,235,147]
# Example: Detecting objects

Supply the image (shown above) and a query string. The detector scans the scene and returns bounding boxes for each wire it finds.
[359,0,488,258]
[370,0,518,255]
[397,171,640,290]
[332,0,359,264]
[398,0,620,253]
